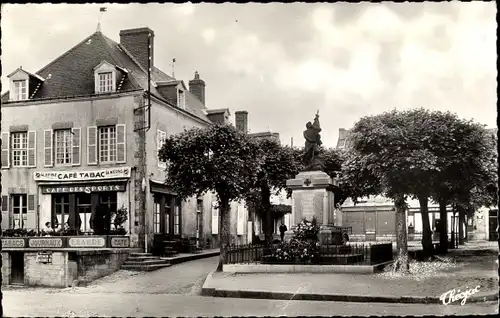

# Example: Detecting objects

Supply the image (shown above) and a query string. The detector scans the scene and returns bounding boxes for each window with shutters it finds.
[54,129,72,165]
[12,132,28,167]
[99,126,117,163]
[12,194,27,229]
[13,80,28,101]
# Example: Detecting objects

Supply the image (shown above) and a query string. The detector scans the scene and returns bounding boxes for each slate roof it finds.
[2,30,210,122]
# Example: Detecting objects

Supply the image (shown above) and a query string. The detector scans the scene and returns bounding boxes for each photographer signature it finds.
[439,285,481,306]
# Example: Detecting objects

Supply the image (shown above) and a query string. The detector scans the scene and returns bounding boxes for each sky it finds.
[1,2,497,148]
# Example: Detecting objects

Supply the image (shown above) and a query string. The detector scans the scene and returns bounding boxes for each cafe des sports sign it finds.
[34,167,131,182]
[41,184,126,194]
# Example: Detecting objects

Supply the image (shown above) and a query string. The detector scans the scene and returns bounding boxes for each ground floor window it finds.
[154,196,161,234]
[53,194,70,227]
[152,193,181,237]
[76,193,92,233]
[49,191,119,234]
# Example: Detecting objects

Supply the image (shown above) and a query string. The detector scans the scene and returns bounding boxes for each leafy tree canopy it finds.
[158,124,264,202]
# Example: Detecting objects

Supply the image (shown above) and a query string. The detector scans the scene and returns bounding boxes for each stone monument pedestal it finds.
[285,170,338,245]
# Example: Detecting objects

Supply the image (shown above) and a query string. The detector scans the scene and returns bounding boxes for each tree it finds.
[159,124,263,271]
[432,120,498,248]
[244,139,302,247]
[342,109,456,272]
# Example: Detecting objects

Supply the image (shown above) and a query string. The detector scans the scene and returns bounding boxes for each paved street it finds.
[3,256,498,317]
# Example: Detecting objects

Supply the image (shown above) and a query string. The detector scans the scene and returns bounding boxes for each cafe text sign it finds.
[34,167,131,182]
[41,184,126,194]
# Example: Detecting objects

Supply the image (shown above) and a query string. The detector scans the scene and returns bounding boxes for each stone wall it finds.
[24,252,68,287]
[1,253,10,285]
[74,250,130,285]
[1,249,130,287]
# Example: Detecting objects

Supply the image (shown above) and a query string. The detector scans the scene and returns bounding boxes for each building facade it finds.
[1,27,220,254]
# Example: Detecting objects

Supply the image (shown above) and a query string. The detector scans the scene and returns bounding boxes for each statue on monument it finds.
[303,110,324,170]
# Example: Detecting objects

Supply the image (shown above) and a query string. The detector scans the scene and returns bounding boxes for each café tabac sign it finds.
[34,167,131,182]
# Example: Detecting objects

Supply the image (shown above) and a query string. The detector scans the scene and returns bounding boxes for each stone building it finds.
[1,26,221,281]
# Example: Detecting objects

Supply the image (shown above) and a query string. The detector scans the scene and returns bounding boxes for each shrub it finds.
[266,217,321,263]
[113,206,128,230]
[293,217,320,241]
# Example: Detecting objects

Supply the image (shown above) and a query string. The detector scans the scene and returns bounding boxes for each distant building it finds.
[334,127,497,241]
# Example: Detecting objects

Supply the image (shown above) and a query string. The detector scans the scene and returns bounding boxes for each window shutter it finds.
[26,194,36,229]
[44,129,53,167]
[87,126,98,165]
[237,205,244,235]
[27,130,36,167]
[1,132,10,168]
[1,195,8,212]
[72,128,81,166]
[1,195,8,230]
[211,203,219,235]
[116,124,126,163]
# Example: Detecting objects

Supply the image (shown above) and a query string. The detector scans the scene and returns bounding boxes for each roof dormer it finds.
[94,60,121,94]
[7,67,45,101]
[156,80,188,109]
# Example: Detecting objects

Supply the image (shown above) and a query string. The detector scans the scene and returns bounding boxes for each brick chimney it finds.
[235,111,248,134]
[189,71,206,105]
[119,27,154,71]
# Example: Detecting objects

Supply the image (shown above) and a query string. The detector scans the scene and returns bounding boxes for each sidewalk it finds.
[161,248,220,265]
[202,243,498,305]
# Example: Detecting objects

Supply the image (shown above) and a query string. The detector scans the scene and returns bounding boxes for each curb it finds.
[167,251,220,265]
[201,272,498,305]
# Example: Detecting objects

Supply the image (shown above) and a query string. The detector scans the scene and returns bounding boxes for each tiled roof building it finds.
[1,27,218,260]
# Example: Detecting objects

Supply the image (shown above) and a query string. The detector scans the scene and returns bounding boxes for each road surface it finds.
[2,256,497,317]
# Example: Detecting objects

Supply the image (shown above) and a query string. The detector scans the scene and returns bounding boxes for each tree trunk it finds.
[438,199,448,254]
[418,195,434,258]
[216,197,231,272]
[261,185,273,247]
[393,194,409,273]
[458,206,465,245]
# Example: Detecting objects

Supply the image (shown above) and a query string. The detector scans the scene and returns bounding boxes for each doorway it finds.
[364,211,376,241]
[10,252,25,285]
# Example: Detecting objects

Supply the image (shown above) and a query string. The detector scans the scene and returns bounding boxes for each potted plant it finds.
[110,206,128,235]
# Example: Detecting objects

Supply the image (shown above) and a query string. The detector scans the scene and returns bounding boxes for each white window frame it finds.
[54,129,73,166]
[12,194,28,229]
[99,126,117,163]
[12,79,28,101]
[178,89,185,109]
[98,72,114,93]
[11,132,28,167]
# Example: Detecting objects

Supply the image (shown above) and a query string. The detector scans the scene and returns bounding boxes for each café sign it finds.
[41,184,126,194]
[34,167,131,182]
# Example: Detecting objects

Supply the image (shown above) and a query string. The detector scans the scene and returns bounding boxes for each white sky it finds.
[1,3,497,147]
